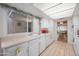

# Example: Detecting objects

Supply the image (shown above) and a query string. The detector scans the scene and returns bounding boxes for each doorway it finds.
[57,20,67,42]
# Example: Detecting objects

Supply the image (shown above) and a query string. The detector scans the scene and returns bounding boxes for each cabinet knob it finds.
[16,48,21,56]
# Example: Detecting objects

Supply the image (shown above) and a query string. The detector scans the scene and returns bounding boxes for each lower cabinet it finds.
[73,43,78,55]
[2,34,52,56]
[46,35,51,47]
[76,44,79,56]
[39,36,46,53]
[4,42,29,56]
[74,43,79,56]
[29,39,40,56]
[73,38,79,56]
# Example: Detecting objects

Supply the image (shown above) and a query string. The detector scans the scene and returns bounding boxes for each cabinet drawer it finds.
[4,42,28,56]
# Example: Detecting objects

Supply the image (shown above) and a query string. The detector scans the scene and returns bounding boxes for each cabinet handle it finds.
[16,48,21,56]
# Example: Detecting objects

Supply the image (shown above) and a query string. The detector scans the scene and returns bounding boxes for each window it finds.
[8,14,33,34]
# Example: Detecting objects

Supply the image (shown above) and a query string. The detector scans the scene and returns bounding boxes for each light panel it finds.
[50,13,72,19]
[49,8,74,19]
[33,3,59,11]
[33,3,76,19]
[44,3,76,15]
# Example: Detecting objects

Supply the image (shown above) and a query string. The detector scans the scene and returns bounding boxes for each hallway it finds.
[0,3,78,56]
[40,40,75,56]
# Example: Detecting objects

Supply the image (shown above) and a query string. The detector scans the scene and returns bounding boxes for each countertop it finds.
[0,33,49,48]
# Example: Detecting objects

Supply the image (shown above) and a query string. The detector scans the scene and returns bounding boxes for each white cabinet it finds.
[1,34,52,56]
[74,38,79,56]
[46,35,51,47]
[29,39,40,56]
[48,35,51,45]
[76,44,79,56]
[73,43,79,56]
[39,36,46,53]
[4,42,29,56]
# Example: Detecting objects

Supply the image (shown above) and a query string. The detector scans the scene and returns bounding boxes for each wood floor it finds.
[40,40,75,56]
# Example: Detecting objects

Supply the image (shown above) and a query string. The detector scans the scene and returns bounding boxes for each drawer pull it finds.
[16,48,21,56]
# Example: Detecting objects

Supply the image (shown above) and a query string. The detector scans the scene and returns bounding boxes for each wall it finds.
[71,4,79,55]
[67,17,74,44]
[0,8,8,37]
[48,19,54,33]
[73,16,79,55]
[53,21,58,40]
[40,18,54,33]
[40,18,49,29]
[40,18,57,40]
[33,17,40,34]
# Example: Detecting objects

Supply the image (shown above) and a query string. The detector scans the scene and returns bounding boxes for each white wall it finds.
[72,16,79,55]
[47,19,57,41]
[40,18,49,29]
[48,20,54,33]
[33,17,40,33]
[40,18,55,33]
[73,16,79,41]
[0,8,8,37]
[52,21,58,40]
[67,17,74,44]
[40,18,58,40]
[71,4,79,55]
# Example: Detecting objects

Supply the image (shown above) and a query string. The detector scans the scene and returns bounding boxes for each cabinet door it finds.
[73,43,79,56]
[46,35,50,47]
[49,35,53,44]
[76,44,79,56]
[5,43,29,56]
[75,40,79,56]
[29,39,40,56]
[39,36,46,53]
[73,37,79,55]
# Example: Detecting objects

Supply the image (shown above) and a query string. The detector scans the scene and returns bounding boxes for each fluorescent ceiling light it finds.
[50,7,74,15]
[33,3,76,19]
[49,7,74,16]
[50,13,72,19]
[49,9,73,19]
[44,3,76,15]
[33,3,60,11]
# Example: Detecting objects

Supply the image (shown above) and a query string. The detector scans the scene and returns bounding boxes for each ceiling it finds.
[6,3,76,20]
[6,3,52,19]
[33,3,76,19]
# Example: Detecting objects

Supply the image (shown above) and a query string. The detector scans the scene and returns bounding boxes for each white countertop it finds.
[1,33,49,48]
